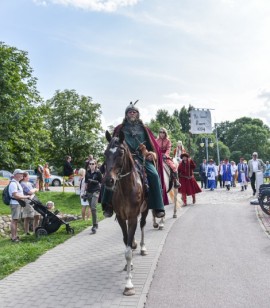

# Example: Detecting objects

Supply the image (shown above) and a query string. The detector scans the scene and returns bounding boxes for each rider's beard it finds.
[126,114,139,124]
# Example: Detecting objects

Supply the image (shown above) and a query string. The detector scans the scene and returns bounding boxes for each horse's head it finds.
[104,130,131,191]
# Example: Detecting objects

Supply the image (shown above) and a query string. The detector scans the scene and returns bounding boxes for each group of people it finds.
[8,169,55,242]
[199,152,268,195]
[8,102,269,242]
[36,163,51,192]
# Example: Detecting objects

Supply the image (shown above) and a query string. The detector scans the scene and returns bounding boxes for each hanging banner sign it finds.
[189,109,212,134]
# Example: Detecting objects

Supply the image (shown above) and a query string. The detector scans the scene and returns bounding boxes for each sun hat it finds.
[13,169,24,175]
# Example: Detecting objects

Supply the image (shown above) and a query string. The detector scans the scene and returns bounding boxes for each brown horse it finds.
[104,130,148,296]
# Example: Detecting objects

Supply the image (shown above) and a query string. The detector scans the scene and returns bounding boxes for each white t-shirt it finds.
[8,180,24,205]
[252,160,259,172]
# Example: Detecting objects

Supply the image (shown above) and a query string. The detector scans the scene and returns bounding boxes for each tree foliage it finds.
[45,89,104,170]
[0,42,50,170]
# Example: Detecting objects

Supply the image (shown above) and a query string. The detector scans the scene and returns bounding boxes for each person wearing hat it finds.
[237,157,248,191]
[220,158,232,190]
[156,127,180,188]
[173,140,186,162]
[8,169,33,242]
[206,159,217,191]
[178,153,202,206]
[248,152,266,196]
[101,101,168,218]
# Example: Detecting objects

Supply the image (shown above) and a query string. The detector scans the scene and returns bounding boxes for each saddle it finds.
[134,159,149,197]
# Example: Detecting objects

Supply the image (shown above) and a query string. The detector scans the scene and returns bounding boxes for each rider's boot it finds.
[153,209,165,218]
[173,172,180,188]
[101,203,113,218]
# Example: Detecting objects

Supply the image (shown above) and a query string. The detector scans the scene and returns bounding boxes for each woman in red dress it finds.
[178,153,202,206]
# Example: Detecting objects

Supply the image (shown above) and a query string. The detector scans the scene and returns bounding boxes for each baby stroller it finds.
[21,197,75,237]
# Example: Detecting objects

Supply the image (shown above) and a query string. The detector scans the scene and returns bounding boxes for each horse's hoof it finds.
[159,226,164,230]
[141,250,148,256]
[173,214,177,218]
[123,264,134,271]
[153,223,159,229]
[132,243,137,250]
[123,287,135,296]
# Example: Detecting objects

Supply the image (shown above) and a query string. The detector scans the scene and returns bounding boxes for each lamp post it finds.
[200,137,214,162]
[214,123,220,165]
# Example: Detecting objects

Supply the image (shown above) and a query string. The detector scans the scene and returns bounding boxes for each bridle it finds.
[104,143,132,191]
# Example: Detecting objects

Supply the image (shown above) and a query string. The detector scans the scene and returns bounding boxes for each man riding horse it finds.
[156,127,180,188]
[101,101,168,218]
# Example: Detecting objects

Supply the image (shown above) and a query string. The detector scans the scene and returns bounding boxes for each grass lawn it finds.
[0,191,104,280]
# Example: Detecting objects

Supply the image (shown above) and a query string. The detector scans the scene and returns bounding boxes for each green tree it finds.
[45,89,104,170]
[0,42,50,170]
[224,117,270,161]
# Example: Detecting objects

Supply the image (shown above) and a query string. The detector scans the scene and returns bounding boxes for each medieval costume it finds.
[178,153,202,206]
[206,160,217,190]
[173,141,186,162]
[220,159,232,190]
[237,158,248,191]
[101,101,168,218]
[156,127,180,188]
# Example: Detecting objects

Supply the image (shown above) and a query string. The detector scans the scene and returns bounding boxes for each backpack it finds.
[2,181,17,206]
[2,183,12,205]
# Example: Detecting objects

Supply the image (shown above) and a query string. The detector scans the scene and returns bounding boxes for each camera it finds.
[82,194,88,202]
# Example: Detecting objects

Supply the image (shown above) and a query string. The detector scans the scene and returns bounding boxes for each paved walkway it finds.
[0,196,188,308]
[0,186,269,308]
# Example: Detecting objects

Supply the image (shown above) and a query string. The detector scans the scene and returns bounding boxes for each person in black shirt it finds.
[85,160,102,234]
[63,156,74,186]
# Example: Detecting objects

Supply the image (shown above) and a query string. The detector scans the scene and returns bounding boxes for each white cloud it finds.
[258,89,270,102]
[33,0,140,12]
[33,0,47,6]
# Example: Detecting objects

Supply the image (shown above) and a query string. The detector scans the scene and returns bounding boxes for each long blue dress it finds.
[206,164,216,190]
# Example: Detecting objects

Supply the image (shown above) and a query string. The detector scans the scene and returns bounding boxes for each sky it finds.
[1,0,270,130]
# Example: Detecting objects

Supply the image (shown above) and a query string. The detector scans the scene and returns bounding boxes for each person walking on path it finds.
[173,140,186,162]
[264,161,270,183]
[231,161,237,187]
[220,158,232,190]
[85,160,102,234]
[178,152,201,206]
[237,157,248,191]
[206,159,217,191]
[199,158,208,189]
[248,152,266,196]
[78,168,91,221]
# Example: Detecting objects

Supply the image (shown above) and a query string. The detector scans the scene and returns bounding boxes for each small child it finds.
[46,201,55,211]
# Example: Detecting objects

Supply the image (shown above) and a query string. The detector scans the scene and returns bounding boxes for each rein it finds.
[105,144,133,191]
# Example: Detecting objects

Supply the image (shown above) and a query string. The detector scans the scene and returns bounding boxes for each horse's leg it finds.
[140,209,148,256]
[173,187,178,218]
[158,217,165,230]
[152,210,159,228]
[123,218,137,296]
[117,215,128,246]
[123,246,135,296]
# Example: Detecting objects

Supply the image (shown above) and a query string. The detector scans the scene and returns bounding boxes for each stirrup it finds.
[154,210,165,218]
